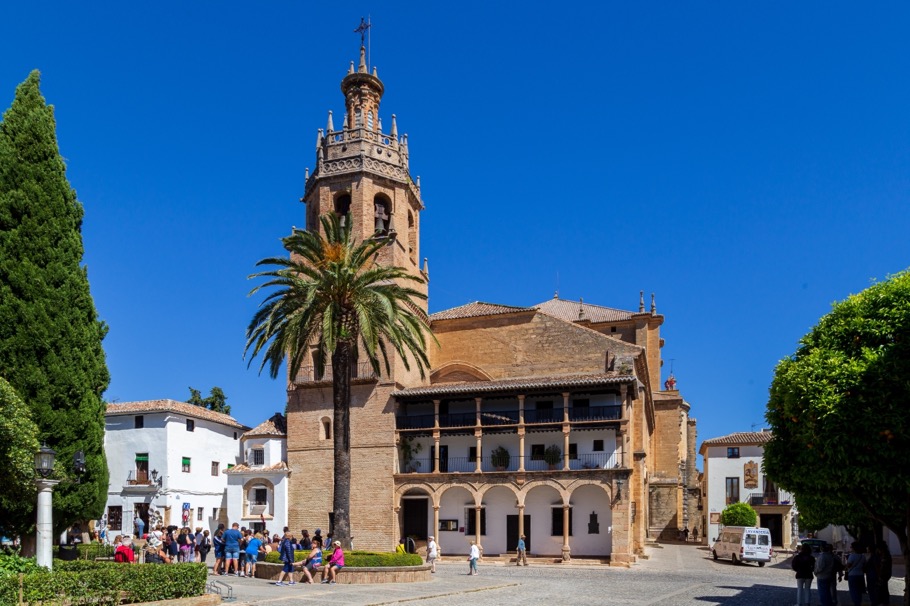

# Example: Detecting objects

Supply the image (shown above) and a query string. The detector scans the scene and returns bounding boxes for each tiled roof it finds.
[106,400,248,430]
[393,372,635,399]
[225,461,289,474]
[701,431,773,447]
[244,413,287,438]
[534,297,634,323]
[430,301,533,321]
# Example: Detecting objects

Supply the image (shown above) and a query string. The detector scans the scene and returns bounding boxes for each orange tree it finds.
[245,213,432,549]
[764,270,910,605]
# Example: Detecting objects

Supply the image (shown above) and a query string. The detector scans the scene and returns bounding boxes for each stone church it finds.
[285,46,698,564]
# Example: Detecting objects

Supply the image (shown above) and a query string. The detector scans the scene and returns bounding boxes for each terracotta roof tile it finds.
[393,372,634,399]
[701,431,773,447]
[430,301,533,321]
[107,400,248,430]
[534,297,634,323]
[225,461,289,474]
[244,413,287,438]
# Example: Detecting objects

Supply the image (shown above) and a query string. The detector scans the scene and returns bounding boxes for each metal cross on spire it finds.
[354,16,371,46]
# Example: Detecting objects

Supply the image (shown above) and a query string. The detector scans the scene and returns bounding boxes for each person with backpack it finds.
[845,542,867,606]
[198,529,211,564]
[166,527,180,563]
[791,543,815,606]
[114,535,135,564]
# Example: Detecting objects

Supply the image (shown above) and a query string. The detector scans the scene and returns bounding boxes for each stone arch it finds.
[516,478,572,506]
[334,193,351,228]
[395,482,440,506]
[373,193,392,234]
[242,477,276,519]
[565,478,613,503]
[430,361,493,384]
[320,416,331,441]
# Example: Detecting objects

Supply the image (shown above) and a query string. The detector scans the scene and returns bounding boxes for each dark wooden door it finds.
[402,498,429,540]
[506,514,531,552]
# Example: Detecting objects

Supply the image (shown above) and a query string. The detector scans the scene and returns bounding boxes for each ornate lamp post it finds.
[34,443,59,569]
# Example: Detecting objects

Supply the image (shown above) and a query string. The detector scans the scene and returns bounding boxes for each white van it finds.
[712,526,773,566]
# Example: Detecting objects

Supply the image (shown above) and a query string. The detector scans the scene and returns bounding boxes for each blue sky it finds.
[2,3,908,448]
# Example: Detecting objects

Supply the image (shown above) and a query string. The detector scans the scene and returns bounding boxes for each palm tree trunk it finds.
[332,340,353,550]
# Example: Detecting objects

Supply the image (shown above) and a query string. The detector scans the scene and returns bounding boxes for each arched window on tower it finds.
[335,194,351,229]
[355,109,363,128]
[408,211,417,264]
[367,110,374,131]
[373,194,391,235]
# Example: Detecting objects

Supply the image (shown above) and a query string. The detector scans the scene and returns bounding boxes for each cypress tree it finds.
[0,71,110,534]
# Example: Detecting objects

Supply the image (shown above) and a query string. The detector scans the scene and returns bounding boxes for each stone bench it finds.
[253,561,431,584]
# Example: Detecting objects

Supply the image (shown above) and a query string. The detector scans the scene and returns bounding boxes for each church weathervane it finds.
[354,16,371,46]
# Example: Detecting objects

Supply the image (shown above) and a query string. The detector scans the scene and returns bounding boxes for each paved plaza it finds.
[212,543,905,605]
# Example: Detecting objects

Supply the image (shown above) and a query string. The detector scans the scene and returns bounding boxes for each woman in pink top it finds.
[321,540,345,585]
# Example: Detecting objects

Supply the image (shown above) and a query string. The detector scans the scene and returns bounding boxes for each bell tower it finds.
[302,45,427,311]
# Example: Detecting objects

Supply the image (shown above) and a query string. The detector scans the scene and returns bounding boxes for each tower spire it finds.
[639,290,645,313]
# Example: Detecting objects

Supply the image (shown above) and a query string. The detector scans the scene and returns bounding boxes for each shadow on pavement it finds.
[694,584,794,604]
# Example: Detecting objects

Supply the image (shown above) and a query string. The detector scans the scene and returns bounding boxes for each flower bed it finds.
[257,550,429,584]
[0,558,207,605]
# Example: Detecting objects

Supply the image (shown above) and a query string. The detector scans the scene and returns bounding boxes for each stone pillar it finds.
[517,504,525,541]
[36,479,60,570]
[475,506,483,548]
[475,397,482,426]
[433,504,440,544]
[433,429,440,474]
[475,430,483,473]
[518,428,526,472]
[563,427,571,471]
[518,395,525,424]
[561,505,572,562]
[562,392,571,422]
[433,399,440,427]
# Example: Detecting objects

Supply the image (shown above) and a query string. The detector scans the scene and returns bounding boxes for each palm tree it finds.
[245,213,433,549]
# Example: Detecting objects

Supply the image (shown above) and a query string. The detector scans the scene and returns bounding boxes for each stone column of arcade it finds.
[34,443,59,570]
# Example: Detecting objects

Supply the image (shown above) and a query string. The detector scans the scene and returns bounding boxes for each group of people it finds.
[792,541,893,606]
[210,523,346,585]
[110,525,212,565]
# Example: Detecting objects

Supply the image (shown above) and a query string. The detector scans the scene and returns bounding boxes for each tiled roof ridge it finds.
[244,412,287,438]
[702,431,774,446]
[430,301,535,322]
[393,371,635,398]
[534,297,636,317]
[107,399,247,429]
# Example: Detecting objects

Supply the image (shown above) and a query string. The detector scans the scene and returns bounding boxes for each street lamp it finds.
[34,443,59,570]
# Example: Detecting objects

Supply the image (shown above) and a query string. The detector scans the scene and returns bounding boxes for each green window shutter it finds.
[227,464,235,469]
[182,457,191,466]
[135,454,149,462]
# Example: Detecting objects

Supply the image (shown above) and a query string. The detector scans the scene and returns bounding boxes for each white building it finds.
[225,413,289,536]
[699,430,796,548]
[103,400,248,535]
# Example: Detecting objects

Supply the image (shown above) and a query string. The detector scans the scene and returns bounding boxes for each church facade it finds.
[284,46,697,564]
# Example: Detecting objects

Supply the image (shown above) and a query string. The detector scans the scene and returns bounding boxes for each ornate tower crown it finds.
[301,44,427,308]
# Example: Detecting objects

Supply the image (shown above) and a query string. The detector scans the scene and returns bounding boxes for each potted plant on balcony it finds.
[544,445,562,470]
[400,436,423,473]
[491,446,510,471]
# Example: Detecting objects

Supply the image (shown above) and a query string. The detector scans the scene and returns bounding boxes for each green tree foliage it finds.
[0,378,40,533]
[245,213,433,548]
[721,502,758,527]
[764,270,910,604]
[0,71,110,534]
[187,386,230,415]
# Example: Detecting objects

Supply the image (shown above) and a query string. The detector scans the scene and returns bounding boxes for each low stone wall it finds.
[253,562,431,584]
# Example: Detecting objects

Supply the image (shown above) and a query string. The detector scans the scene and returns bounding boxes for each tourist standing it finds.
[792,543,815,606]
[427,535,438,573]
[845,542,867,606]
[134,517,145,540]
[814,543,836,606]
[468,540,480,575]
[222,523,243,576]
[213,525,226,574]
[275,531,298,586]
[865,544,880,606]
[516,534,527,566]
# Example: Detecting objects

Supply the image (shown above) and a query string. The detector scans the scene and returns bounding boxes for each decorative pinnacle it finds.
[372,66,378,78]
[326,111,334,132]
[348,61,355,75]
[554,291,559,299]
[423,258,429,277]
[305,167,309,180]
[316,128,324,149]
[639,291,645,312]
[390,114,398,138]
[358,46,368,73]
[578,297,585,320]
[651,293,656,314]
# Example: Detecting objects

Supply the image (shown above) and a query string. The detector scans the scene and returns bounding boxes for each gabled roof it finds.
[430,301,533,321]
[106,400,248,430]
[534,297,634,324]
[244,413,287,439]
[700,431,773,452]
[393,371,635,399]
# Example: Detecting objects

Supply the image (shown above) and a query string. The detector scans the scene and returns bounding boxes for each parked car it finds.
[712,526,773,566]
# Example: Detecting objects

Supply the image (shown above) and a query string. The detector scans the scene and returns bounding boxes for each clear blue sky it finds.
[2,3,908,448]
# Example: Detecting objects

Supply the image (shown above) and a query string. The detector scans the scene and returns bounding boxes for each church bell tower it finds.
[302,45,427,311]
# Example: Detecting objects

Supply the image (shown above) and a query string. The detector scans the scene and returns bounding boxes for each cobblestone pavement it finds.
[215,543,905,605]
